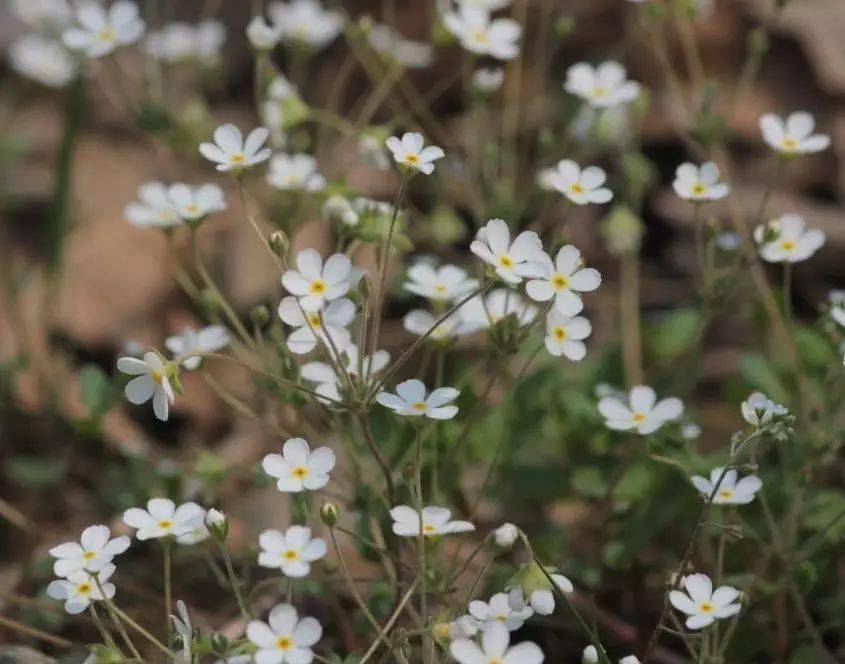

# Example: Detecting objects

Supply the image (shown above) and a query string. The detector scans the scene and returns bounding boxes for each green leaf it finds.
[571,466,607,498]
[79,364,110,419]
[740,353,790,404]
[649,308,701,362]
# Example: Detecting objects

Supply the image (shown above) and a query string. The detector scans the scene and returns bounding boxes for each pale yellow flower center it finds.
[283,549,299,561]
[632,412,647,424]
[186,204,199,215]
[551,273,569,291]
[592,86,608,98]
[151,370,164,385]
[718,489,734,500]
[230,153,246,165]
[157,520,174,530]
[404,153,421,165]
[498,255,514,269]
[292,466,309,479]
[76,582,93,595]
[307,313,322,328]
[434,284,447,294]
[98,27,117,43]
[309,279,327,294]
[276,636,293,650]
[83,551,97,561]
[553,326,567,342]
[423,524,437,533]
[781,137,798,150]
[473,29,489,44]
[570,183,585,195]
[412,402,428,412]
[433,623,451,639]
[780,240,796,251]
[699,601,715,614]
[692,183,707,195]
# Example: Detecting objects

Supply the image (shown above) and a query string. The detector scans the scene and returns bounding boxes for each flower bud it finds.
[320,502,340,527]
[251,304,270,328]
[358,274,372,299]
[582,645,599,664]
[493,523,519,550]
[206,508,229,540]
[247,16,280,51]
[210,633,230,655]
[269,230,289,258]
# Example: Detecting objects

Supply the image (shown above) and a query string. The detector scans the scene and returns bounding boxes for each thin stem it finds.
[163,541,172,636]
[356,413,396,504]
[620,251,643,387]
[219,541,251,620]
[100,595,174,657]
[237,179,284,269]
[413,428,431,662]
[360,578,419,664]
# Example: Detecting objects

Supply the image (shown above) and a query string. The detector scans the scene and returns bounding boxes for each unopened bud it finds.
[582,645,599,664]
[320,502,340,527]
[493,523,519,550]
[206,508,229,540]
[210,633,230,655]
[268,230,289,258]
[358,274,373,299]
[251,304,270,328]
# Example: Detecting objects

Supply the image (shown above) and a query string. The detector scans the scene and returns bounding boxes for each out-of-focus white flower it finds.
[367,24,433,69]
[258,526,326,578]
[760,111,829,155]
[405,262,479,301]
[403,309,478,342]
[377,379,460,419]
[268,74,297,101]
[175,513,210,546]
[9,36,76,88]
[390,505,474,537]
[301,344,390,402]
[125,182,181,229]
[753,214,825,263]
[167,183,226,223]
[9,0,72,31]
[278,296,354,355]
[206,509,226,529]
[619,657,641,664]
[323,195,359,227]
[582,645,599,664]
[268,0,342,50]
[282,249,351,312]
[122,498,205,540]
[681,423,702,440]
[673,162,730,202]
[460,0,513,9]
[460,289,538,329]
[47,565,116,614]
[493,523,519,548]
[507,569,573,616]
[116,352,175,421]
[526,245,601,315]
[543,159,613,205]
[544,310,591,360]
[451,623,543,664]
[247,603,322,663]
[828,291,845,327]
[469,592,533,632]
[472,67,504,93]
[740,391,788,427]
[439,615,479,641]
[470,218,545,284]
[565,61,640,108]
[267,154,326,191]
[442,5,521,60]
[195,20,226,60]
[146,21,226,62]
[62,1,145,58]
[359,134,391,169]
[598,385,684,435]
[262,437,336,493]
[247,15,281,51]
[690,467,763,505]
[385,132,445,175]
[49,526,130,577]
[669,573,741,630]
[715,232,741,252]
[199,124,272,172]
[165,325,230,370]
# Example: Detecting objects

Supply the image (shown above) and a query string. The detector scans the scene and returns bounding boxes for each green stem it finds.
[163,540,172,636]
[219,541,251,620]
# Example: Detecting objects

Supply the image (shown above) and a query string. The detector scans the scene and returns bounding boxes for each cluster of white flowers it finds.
[145,20,226,63]
[124,181,226,229]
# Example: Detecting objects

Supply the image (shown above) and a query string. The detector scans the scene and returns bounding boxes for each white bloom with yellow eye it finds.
[470,218,545,284]
[390,505,474,537]
[754,214,825,263]
[268,0,342,50]
[760,111,829,155]
[258,526,327,578]
[199,124,272,172]
[543,160,613,205]
[385,132,445,175]
[690,467,763,505]
[167,183,226,222]
[247,603,322,663]
[377,379,460,419]
[598,385,684,434]
[442,5,521,60]
[124,182,181,229]
[267,154,326,192]
[278,296,354,355]
[459,289,538,329]
[49,526,130,577]
[62,1,145,58]
[450,623,544,664]
[282,249,351,312]
[262,437,336,493]
[673,162,730,202]
[47,564,116,614]
[527,245,602,315]
[116,352,174,421]
[669,573,741,630]
[403,309,479,342]
[544,310,591,361]
[565,61,640,108]
[9,36,77,88]
[405,262,479,301]
[469,592,533,632]
[122,498,205,541]
[165,325,230,370]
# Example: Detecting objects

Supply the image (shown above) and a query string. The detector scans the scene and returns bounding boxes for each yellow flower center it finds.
[570,183,585,195]
[718,489,734,500]
[592,86,608,98]
[307,313,322,328]
[157,520,174,530]
[404,153,420,165]
[553,326,567,341]
[423,524,437,533]
[551,273,569,291]
[83,551,97,561]
[498,255,514,269]
[309,279,327,294]
[412,402,428,412]
[632,412,647,423]
[692,183,707,195]
[230,153,246,165]
[98,27,117,43]
[276,636,293,650]
[151,370,164,385]
[495,614,508,622]
[699,601,715,614]
[283,550,300,561]
[433,623,451,639]
[292,466,309,479]
[434,284,447,294]
[473,29,489,44]
[780,240,796,251]
[76,582,93,595]
[186,204,199,215]
[487,659,504,664]
[781,137,798,150]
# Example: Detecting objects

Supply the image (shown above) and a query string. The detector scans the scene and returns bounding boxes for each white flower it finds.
[442,5,521,60]
[258,526,327,578]
[690,467,763,505]
[122,498,205,540]
[167,183,226,222]
[368,24,433,69]
[282,249,351,312]
[176,514,210,546]
[49,526,130,577]
[740,391,788,427]
[405,262,479,301]
[460,0,513,9]
[62,1,145,58]
[247,15,281,50]
[619,657,641,664]
[146,21,225,62]
[669,573,741,630]
[544,310,591,361]
[278,296,354,355]
[526,245,602,315]
[267,154,326,192]
[165,325,230,369]
[753,214,825,263]
[390,505,474,537]
[47,564,116,615]
[682,423,702,440]
[459,289,538,330]
[206,509,227,528]
[760,111,830,155]
[543,160,613,205]
[269,74,297,101]
[582,646,599,664]
[403,309,479,342]
[715,232,741,252]
[9,0,72,31]
[441,615,480,640]
[359,134,391,169]
[565,61,640,108]
[469,592,533,632]
[828,291,845,327]
[507,574,573,616]
[493,523,519,548]
[262,437,336,493]
[124,182,181,229]
[301,344,390,402]
[598,385,684,435]
[470,218,545,284]
[450,623,543,664]
[377,379,460,419]
[385,132,445,175]
[268,0,342,50]
[195,20,226,60]
[472,67,504,93]
[323,195,359,227]
[199,124,272,172]
[9,36,76,88]
[672,162,730,202]
[116,352,175,421]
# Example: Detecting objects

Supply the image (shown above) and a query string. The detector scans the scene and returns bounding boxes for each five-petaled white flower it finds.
[673,162,730,202]
[47,564,116,615]
[405,262,479,301]
[267,154,327,192]
[258,526,327,578]
[598,385,684,434]
[544,310,591,361]
[450,622,544,664]
[507,572,573,616]
[247,603,323,664]
[165,325,230,370]
[403,309,479,342]
[390,505,475,537]
[49,525,130,577]
[669,573,741,630]
[442,5,522,60]
[377,379,460,419]
[125,182,181,229]
[753,214,826,263]
[526,245,602,315]
[760,111,830,155]
[469,592,534,632]
[262,437,336,493]
[460,289,538,329]
[117,352,175,421]
[385,132,445,175]
[268,0,342,50]
[470,218,545,284]
[9,35,77,88]
[122,498,205,540]
[278,296,354,355]
[565,61,640,108]
[282,249,352,312]
[301,345,390,402]
[168,183,226,222]
[543,160,613,206]
[62,1,145,58]
[199,124,272,172]
[740,391,788,427]
[690,467,763,505]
